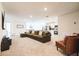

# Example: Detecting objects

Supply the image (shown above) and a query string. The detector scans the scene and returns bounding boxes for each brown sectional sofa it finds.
[20,30,51,43]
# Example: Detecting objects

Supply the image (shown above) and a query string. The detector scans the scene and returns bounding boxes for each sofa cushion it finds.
[42,31,51,37]
[64,36,68,45]
[42,32,46,37]
[26,30,29,33]
[34,31,37,35]
[32,31,34,34]
[64,36,77,45]
[34,31,39,35]
[36,31,39,35]
[39,31,42,36]
[29,30,32,34]
[77,34,79,36]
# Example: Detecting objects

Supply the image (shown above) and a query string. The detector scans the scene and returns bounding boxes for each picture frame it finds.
[17,24,24,28]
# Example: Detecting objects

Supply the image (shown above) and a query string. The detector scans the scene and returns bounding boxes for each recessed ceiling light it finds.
[44,8,47,11]
[30,15,32,18]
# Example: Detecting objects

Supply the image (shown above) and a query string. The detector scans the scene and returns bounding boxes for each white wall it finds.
[5,10,79,43]
[55,11,79,41]
[5,14,58,37]
[5,14,26,36]
[0,3,4,51]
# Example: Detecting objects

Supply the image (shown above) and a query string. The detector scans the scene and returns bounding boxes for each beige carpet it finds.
[0,36,64,56]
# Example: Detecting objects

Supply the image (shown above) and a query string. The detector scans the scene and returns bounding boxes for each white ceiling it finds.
[2,2,79,18]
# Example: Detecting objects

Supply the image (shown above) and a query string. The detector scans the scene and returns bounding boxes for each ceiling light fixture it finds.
[30,15,32,18]
[44,8,47,11]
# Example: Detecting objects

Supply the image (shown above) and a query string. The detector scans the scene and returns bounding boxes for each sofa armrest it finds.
[56,41,65,47]
[55,41,66,51]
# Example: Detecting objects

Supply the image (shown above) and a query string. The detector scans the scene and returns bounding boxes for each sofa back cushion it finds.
[34,31,39,35]
[37,31,39,35]
[26,30,29,33]
[77,34,79,36]
[64,36,76,44]
[42,31,46,37]
[42,31,51,37]
[39,31,42,36]
[64,36,69,45]
[29,30,32,34]
[65,36,77,54]
[42,32,45,36]
[32,31,34,34]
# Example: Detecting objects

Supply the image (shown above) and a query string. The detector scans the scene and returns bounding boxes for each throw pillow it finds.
[39,31,42,36]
